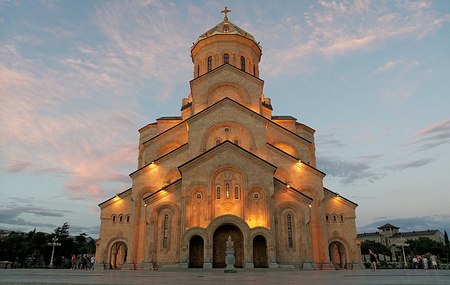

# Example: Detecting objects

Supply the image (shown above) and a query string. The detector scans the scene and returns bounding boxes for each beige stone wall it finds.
[96,17,359,270]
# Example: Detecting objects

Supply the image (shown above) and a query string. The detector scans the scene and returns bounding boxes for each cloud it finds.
[375,60,403,73]
[317,155,383,184]
[388,157,437,172]
[358,215,450,234]
[261,0,449,77]
[410,119,450,151]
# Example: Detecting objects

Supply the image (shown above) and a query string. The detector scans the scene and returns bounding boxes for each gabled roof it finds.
[324,187,358,207]
[378,223,399,230]
[98,188,132,207]
[273,177,313,202]
[391,230,441,238]
[178,140,276,173]
[142,97,313,146]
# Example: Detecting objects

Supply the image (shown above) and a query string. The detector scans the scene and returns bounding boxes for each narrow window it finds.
[224,53,229,64]
[216,186,221,199]
[163,214,169,249]
[340,214,344,223]
[197,64,200,77]
[126,215,130,223]
[234,186,239,199]
[287,214,293,248]
[226,183,230,199]
[333,214,337,223]
[112,215,116,222]
[253,64,256,75]
[119,215,123,223]
[207,56,212,72]
[326,214,329,223]
[240,56,245,71]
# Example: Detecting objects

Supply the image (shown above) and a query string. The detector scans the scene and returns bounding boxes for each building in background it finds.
[95,8,361,270]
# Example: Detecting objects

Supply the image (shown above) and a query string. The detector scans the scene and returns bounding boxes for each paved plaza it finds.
[0,269,449,285]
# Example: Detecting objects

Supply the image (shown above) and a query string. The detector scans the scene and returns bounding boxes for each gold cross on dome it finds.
[221,6,231,21]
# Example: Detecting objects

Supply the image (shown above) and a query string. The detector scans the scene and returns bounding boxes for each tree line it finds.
[0,222,96,268]
[361,233,450,264]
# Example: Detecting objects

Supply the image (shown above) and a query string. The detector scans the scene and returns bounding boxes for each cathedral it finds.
[95,8,361,270]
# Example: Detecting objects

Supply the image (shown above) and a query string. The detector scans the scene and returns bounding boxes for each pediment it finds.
[178,140,276,176]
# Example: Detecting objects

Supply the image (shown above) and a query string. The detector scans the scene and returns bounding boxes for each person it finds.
[71,254,77,270]
[369,249,378,271]
[430,254,437,269]
[90,256,95,270]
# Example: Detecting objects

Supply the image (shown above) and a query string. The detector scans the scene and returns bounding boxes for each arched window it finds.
[163,214,169,249]
[234,186,239,199]
[196,192,202,199]
[112,215,116,222]
[119,215,123,223]
[126,215,130,223]
[253,64,256,75]
[207,56,212,72]
[216,186,221,199]
[240,56,245,71]
[326,214,330,223]
[340,214,344,223]
[287,214,293,248]
[333,214,337,223]
[197,64,200,77]
[226,183,230,199]
[253,193,259,199]
[223,53,229,64]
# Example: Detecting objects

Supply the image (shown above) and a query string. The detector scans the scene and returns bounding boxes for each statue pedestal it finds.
[224,249,237,273]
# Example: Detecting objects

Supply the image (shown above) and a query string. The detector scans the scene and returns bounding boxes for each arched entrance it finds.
[189,235,204,268]
[213,224,243,268]
[110,241,127,269]
[329,241,346,269]
[252,235,267,268]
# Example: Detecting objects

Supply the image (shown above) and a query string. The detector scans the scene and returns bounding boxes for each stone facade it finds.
[95,10,361,270]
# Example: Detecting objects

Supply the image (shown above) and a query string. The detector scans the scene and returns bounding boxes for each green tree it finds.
[444,230,449,244]
[407,237,443,255]
[360,240,392,257]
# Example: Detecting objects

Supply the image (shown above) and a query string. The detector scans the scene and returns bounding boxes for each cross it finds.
[221,6,231,22]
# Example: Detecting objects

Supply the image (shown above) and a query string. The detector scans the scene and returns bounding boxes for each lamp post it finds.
[48,237,61,268]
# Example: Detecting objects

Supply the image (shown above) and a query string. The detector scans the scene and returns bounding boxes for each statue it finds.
[226,235,234,249]
[224,235,237,273]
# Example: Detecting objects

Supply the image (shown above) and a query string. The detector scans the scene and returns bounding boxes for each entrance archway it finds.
[213,224,243,268]
[110,241,127,269]
[189,235,204,268]
[252,235,267,268]
[329,241,346,269]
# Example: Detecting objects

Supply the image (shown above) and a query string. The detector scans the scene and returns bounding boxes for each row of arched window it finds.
[216,184,240,199]
[199,54,256,76]
[325,213,345,223]
[111,214,130,223]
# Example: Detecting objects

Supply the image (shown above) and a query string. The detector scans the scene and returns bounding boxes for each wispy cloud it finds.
[317,155,383,184]
[388,157,437,171]
[411,118,450,151]
[261,0,449,77]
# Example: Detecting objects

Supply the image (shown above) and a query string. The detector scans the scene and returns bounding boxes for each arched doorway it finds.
[189,235,204,268]
[213,224,243,268]
[252,235,267,268]
[329,241,346,269]
[110,241,127,269]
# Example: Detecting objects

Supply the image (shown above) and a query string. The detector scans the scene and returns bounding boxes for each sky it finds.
[1,0,449,238]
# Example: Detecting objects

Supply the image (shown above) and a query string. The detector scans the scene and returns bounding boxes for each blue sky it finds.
[1,0,449,238]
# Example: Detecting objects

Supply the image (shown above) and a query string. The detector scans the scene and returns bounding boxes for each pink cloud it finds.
[416,119,450,136]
